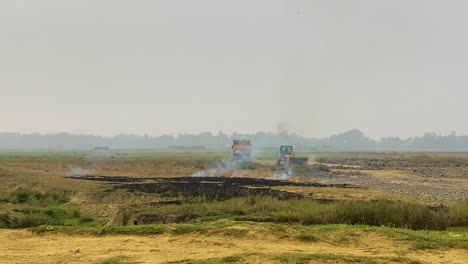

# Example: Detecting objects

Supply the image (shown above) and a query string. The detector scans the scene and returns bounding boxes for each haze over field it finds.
[1,129,467,151]
[1,1,468,138]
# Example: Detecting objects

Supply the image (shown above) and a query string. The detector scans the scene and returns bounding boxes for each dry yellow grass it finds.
[358,169,468,190]
[0,228,466,264]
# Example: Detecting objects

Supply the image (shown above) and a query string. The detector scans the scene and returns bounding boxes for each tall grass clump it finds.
[0,187,93,228]
[10,187,68,206]
[135,196,460,230]
[447,202,468,227]
[254,198,450,230]
[330,200,448,230]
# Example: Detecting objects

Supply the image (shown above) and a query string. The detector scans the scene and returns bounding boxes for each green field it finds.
[0,151,467,263]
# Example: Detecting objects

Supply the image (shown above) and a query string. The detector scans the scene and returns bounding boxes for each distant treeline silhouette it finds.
[0,129,467,151]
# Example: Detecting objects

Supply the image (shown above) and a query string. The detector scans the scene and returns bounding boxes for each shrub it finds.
[13,214,50,228]
[13,187,36,203]
[0,188,92,229]
[9,187,68,206]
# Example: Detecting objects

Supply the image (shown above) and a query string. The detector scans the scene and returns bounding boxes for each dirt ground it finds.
[1,229,466,264]
[240,155,468,202]
[310,168,468,202]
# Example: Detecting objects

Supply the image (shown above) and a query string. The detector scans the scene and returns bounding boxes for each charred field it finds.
[66,175,352,200]
[0,150,467,263]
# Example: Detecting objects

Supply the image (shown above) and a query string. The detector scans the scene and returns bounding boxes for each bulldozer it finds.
[276,145,308,177]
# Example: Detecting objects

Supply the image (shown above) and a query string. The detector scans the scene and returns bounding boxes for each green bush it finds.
[0,206,93,228]
[13,187,37,203]
[9,187,68,206]
[0,188,92,229]
[13,214,51,228]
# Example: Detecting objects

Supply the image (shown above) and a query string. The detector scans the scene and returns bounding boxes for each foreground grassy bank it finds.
[1,187,467,231]
[3,223,466,264]
[31,220,468,250]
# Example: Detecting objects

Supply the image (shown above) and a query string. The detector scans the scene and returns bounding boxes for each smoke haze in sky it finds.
[1,0,467,139]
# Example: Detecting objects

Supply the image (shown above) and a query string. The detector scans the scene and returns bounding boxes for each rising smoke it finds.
[66,165,90,177]
[272,168,293,180]
[192,160,241,177]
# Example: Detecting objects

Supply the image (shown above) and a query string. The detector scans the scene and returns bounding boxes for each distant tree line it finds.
[1,129,468,151]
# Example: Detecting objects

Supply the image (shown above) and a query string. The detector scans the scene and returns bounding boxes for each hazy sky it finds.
[1,0,468,139]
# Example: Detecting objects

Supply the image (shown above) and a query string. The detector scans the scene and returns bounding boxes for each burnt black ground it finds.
[67,175,354,200]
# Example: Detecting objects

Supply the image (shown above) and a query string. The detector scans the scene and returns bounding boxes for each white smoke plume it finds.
[192,160,243,177]
[66,166,90,177]
[272,167,293,180]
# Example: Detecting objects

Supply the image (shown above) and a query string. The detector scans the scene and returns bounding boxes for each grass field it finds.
[0,150,467,263]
